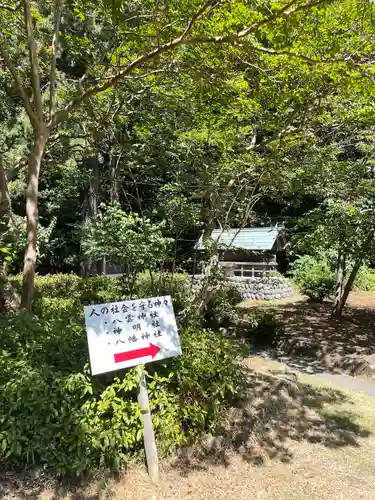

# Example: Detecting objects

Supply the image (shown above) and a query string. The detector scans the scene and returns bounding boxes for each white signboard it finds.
[84,295,181,375]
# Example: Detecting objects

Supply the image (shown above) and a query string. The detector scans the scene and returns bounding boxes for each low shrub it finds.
[203,284,242,328]
[290,255,335,302]
[134,272,190,316]
[245,313,282,347]
[0,301,245,476]
[8,274,124,309]
[7,272,190,315]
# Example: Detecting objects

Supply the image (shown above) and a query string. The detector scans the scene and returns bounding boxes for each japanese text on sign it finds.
[84,295,181,375]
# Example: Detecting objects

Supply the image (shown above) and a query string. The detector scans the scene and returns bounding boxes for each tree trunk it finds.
[21,131,48,310]
[201,188,216,246]
[332,249,346,317]
[109,152,120,202]
[0,156,11,310]
[333,257,362,319]
[97,254,106,275]
[0,155,13,224]
[333,227,375,319]
[80,156,100,276]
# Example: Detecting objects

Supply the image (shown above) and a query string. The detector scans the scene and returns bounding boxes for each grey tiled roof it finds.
[196,227,281,251]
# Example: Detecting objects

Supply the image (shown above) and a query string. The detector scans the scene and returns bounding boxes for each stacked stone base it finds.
[228,276,293,301]
[190,275,293,301]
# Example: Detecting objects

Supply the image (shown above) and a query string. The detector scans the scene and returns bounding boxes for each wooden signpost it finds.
[84,295,181,485]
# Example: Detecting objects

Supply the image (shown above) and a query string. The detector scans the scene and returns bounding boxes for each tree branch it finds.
[248,45,349,64]
[247,44,375,83]
[8,156,28,178]
[180,0,222,39]
[49,0,63,118]
[0,38,38,128]
[50,0,328,127]
[22,0,43,123]
[0,2,21,11]
[123,13,153,23]
[97,67,171,82]
[232,0,326,38]
[246,100,310,152]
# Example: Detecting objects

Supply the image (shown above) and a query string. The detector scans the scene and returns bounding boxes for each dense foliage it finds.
[0,274,245,476]
[82,202,172,273]
[290,255,335,302]
[290,254,375,300]
[353,267,375,292]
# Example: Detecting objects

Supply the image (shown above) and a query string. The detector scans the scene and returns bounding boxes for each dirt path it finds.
[314,372,375,397]
[347,291,375,309]
[252,352,375,397]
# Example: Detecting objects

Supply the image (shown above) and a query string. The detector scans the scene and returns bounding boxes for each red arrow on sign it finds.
[114,343,160,364]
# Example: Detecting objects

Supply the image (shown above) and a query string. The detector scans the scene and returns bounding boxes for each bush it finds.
[8,274,124,309]
[202,284,242,328]
[353,266,375,292]
[245,313,282,347]
[150,328,245,445]
[0,290,244,476]
[134,272,190,317]
[290,255,335,302]
[7,272,191,315]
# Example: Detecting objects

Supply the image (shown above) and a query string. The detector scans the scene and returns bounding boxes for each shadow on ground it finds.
[0,470,113,500]
[243,294,375,376]
[171,367,371,475]
[1,367,371,497]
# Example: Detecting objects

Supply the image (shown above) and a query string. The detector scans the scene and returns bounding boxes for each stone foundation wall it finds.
[190,275,293,301]
[228,276,293,301]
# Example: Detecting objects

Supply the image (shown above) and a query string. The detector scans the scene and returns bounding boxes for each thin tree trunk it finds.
[333,227,375,319]
[0,155,15,232]
[81,156,100,276]
[0,157,13,281]
[332,248,346,316]
[21,131,48,310]
[0,156,11,310]
[97,255,106,275]
[49,0,63,118]
[0,157,11,214]
[91,156,100,275]
[333,257,362,318]
[201,188,216,246]
[110,152,120,202]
